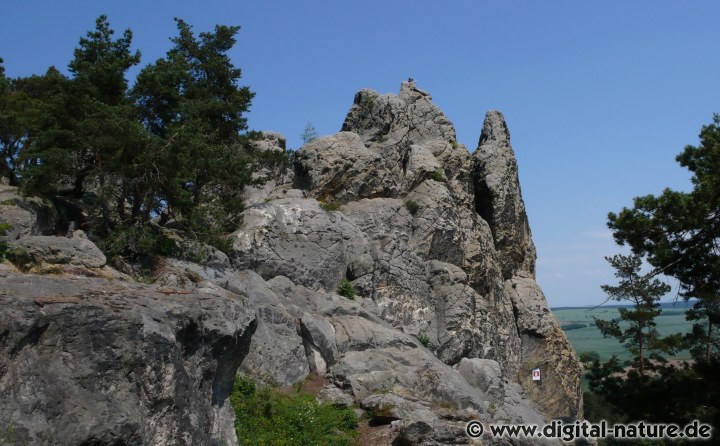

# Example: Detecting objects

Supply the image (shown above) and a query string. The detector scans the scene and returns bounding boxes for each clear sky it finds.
[2,1,719,307]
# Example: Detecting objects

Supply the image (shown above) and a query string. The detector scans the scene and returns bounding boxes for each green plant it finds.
[418,332,430,347]
[301,123,318,144]
[231,375,358,445]
[100,225,176,259]
[320,201,341,212]
[405,200,420,216]
[487,403,498,417]
[337,279,355,299]
[5,246,33,271]
[0,423,15,446]
[430,170,445,182]
[0,223,10,261]
[203,230,234,256]
[360,94,376,107]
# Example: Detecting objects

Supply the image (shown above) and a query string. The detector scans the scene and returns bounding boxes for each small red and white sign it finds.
[531,368,541,381]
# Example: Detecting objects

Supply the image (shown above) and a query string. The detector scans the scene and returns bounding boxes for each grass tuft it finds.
[231,375,359,445]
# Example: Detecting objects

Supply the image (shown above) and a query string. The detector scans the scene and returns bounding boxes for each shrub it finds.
[320,202,341,212]
[405,200,420,216]
[0,223,11,261]
[337,279,355,299]
[4,246,35,271]
[430,170,445,182]
[231,375,358,445]
[418,332,430,348]
[579,351,600,363]
[100,225,176,260]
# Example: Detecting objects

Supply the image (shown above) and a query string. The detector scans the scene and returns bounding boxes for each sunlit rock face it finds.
[0,81,581,446]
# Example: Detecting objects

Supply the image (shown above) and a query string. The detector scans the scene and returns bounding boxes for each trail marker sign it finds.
[531,368,541,381]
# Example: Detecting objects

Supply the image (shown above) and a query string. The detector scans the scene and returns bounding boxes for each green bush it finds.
[337,279,355,299]
[231,376,358,446]
[320,202,341,212]
[430,170,445,182]
[100,225,176,259]
[579,351,600,363]
[0,223,11,261]
[4,247,33,270]
[418,332,430,348]
[405,200,420,216]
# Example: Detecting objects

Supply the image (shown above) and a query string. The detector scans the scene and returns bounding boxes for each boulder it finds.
[0,271,256,446]
[10,231,107,269]
[0,185,57,240]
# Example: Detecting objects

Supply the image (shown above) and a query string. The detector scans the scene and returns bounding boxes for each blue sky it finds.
[3,1,719,307]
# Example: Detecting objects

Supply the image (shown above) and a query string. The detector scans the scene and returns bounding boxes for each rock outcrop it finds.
[0,271,256,446]
[289,80,581,419]
[0,81,582,445]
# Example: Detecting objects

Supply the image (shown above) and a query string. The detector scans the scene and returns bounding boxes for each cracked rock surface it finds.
[0,81,582,445]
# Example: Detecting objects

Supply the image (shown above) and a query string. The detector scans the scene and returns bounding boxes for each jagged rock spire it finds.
[473,110,536,280]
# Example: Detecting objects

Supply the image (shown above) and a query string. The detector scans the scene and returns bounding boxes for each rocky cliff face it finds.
[0,81,582,445]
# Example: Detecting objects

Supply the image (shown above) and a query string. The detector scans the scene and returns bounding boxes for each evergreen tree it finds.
[3,16,263,261]
[595,254,676,375]
[11,67,74,194]
[0,59,51,186]
[301,123,318,144]
[605,114,720,432]
[132,18,257,234]
[21,16,142,206]
[609,114,720,363]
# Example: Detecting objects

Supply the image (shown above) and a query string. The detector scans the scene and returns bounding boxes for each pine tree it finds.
[132,18,257,234]
[595,254,676,375]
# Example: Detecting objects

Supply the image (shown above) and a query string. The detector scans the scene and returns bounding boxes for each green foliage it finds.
[301,123,318,144]
[131,18,257,236]
[337,279,355,299]
[418,332,430,347]
[230,375,358,446]
[0,223,10,260]
[404,200,420,216]
[578,351,600,363]
[582,390,625,425]
[0,423,15,446]
[608,114,720,363]
[22,16,143,201]
[320,202,341,212]
[3,16,260,260]
[0,60,44,186]
[360,94,376,107]
[487,403,497,417]
[99,224,176,261]
[588,116,720,433]
[430,169,445,182]
[203,230,234,255]
[5,246,33,271]
[594,254,677,376]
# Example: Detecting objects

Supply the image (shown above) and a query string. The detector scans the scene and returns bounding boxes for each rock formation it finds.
[0,81,582,445]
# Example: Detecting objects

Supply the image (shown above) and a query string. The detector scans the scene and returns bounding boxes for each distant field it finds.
[552,302,696,362]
